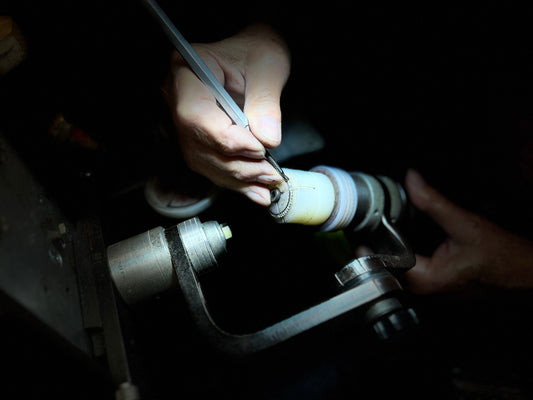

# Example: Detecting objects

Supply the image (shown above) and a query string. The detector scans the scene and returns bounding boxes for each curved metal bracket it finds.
[165,214,412,356]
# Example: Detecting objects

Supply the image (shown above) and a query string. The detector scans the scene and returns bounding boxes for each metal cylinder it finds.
[107,218,232,305]
[108,226,175,305]
[349,172,386,232]
[378,175,407,224]
[177,218,231,275]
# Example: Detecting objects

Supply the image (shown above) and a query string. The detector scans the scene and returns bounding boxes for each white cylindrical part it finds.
[269,168,336,225]
[311,166,358,232]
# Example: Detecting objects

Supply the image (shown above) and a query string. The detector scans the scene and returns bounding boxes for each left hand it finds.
[404,169,533,293]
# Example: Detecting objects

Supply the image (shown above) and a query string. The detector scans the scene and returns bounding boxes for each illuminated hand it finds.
[165,23,290,206]
[404,169,533,293]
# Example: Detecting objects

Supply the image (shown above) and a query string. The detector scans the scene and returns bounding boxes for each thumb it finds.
[405,169,480,241]
[243,41,290,148]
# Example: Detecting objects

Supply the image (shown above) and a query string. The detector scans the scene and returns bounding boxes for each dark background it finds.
[2,1,533,398]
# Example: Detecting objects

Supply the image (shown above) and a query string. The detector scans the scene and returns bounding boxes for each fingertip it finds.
[244,186,271,206]
[405,168,427,192]
[221,125,266,158]
[251,115,282,147]
[405,168,432,210]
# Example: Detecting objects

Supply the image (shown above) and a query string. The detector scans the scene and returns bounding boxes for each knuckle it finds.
[225,164,251,182]
[215,134,242,156]
[249,88,278,107]
[175,101,200,128]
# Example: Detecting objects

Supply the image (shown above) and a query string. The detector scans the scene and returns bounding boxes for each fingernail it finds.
[245,189,269,206]
[407,168,427,190]
[257,174,282,185]
[242,149,265,159]
[257,116,281,143]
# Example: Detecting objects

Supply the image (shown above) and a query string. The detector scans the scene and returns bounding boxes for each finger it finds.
[405,169,482,242]
[204,164,276,206]
[237,184,272,206]
[244,42,290,148]
[186,151,273,206]
[404,254,441,294]
[182,143,281,188]
[173,64,265,158]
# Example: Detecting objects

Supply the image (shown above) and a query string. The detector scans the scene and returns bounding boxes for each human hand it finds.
[404,169,533,294]
[165,23,290,206]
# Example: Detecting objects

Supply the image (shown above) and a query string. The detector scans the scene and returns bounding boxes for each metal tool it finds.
[142,0,288,182]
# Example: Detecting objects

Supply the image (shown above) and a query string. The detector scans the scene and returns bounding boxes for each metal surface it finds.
[177,218,230,275]
[0,133,142,396]
[108,226,175,305]
[336,215,415,287]
[76,215,134,387]
[142,0,287,182]
[0,134,91,355]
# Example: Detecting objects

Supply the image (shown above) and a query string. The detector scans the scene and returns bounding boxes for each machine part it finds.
[144,176,218,219]
[365,297,419,341]
[268,168,336,225]
[177,218,232,275]
[160,210,415,354]
[334,213,418,340]
[335,212,414,285]
[349,172,387,232]
[269,166,407,233]
[76,215,137,389]
[0,134,139,395]
[166,220,405,355]
[311,166,357,232]
[0,134,91,355]
[349,172,407,231]
[108,226,174,305]
[378,175,407,224]
[109,173,414,353]
[107,217,231,305]
[107,206,414,354]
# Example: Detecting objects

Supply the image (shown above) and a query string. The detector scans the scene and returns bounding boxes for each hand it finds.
[404,169,533,294]
[165,24,290,206]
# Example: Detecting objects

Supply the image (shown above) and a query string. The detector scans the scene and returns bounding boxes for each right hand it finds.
[164,23,291,206]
